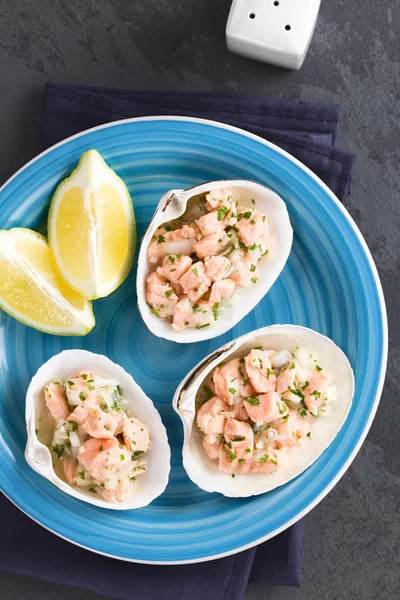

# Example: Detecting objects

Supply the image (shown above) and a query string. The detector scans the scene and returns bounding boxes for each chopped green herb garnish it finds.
[217,206,229,221]
[116,385,123,397]
[259,454,269,463]
[250,219,256,225]
[226,448,237,461]
[270,458,278,465]
[298,408,308,418]
[67,380,75,386]
[238,458,245,464]
[245,397,260,405]
[302,381,310,389]
[251,199,255,204]
[192,267,198,276]
[132,451,144,459]
[196,323,210,329]
[231,436,245,442]
[289,388,305,400]
[120,454,125,460]
[35,428,38,435]
[165,225,171,231]
[104,425,110,431]
[290,362,295,369]
[70,421,78,432]
[82,374,88,380]
[193,304,199,311]
[52,444,65,459]
[165,289,174,298]
[251,277,257,284]
[316,365,323,371]
[262,216,266,222]
[231,473,235,478]
[243,211,252,219]
[306,432,311,439]
[184,321,189,326]
[79,392,87,401]
[99,445,104,452]
[278,402,288,414]
[157,234,166,244]
[250,264,256,272]
[89,487,97,494]
[228,388,237,394]
[267,368,274,378]
[168,255,175,263]
[78,471,85,480]
[245,448,251,453]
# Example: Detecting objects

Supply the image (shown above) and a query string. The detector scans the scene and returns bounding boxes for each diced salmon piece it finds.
[213,358,255,404]
[69,370,100,381]
[236,208,268,247]
[147,225,198,263]
[146,272,178,318]
[250,457,278,474]
[229,252,258,287]
[205,188,234,211]
[208,279,235,306]
[98,479,130,503]
[274,409,310,447]
[172,298,196,331]
[232,402,249,421]
[44,383,70,421]
[303,369,332,415]
[204,256,231,282]
[63,457,78,485]
[156,254,193,282]
[237,457,253,474]
[202,436,222,460]
[244,349,276,394]
[195,232,229,259]
[196,396,235,436]
[276,367,296,395]
[196,210,227,236]
[224,419,254,459]
[77,437,129,482]
[178,261,211,303]
[69,398,118,439]
[122,418,150,453]
[244,391,287,424]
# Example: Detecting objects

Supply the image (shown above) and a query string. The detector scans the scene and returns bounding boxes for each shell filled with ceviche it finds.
[25,350,170,509]
[173,324,354,497]
[137,180,292,342]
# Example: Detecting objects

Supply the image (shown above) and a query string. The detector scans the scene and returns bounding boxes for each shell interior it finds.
[25,350,171,510]
[173,324,354,498]
[137,180,293,342]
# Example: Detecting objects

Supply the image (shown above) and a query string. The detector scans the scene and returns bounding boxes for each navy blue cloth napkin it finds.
[0,84,355,600]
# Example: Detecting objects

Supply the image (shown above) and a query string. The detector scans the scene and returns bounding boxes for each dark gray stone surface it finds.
[0,1,398,598]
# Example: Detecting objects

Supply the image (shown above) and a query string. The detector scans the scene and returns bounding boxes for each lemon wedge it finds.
[0,228,95,335]
[48,149,136,299]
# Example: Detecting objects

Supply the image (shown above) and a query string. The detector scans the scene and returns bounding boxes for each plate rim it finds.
[0,115,388,564]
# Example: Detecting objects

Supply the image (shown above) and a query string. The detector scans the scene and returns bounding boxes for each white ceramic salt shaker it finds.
[226,0,321,70]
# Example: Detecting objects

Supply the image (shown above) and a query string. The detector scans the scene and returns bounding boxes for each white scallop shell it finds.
[137,180,293,342]
[25,350,171,510]
[173,324,354,497]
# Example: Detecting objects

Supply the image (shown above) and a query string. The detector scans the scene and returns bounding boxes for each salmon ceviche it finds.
[42,371,150,503]
[145,188,274,331]
[196,346,335,476]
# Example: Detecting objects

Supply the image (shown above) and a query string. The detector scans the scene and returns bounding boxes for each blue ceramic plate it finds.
[0,118,387,563]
